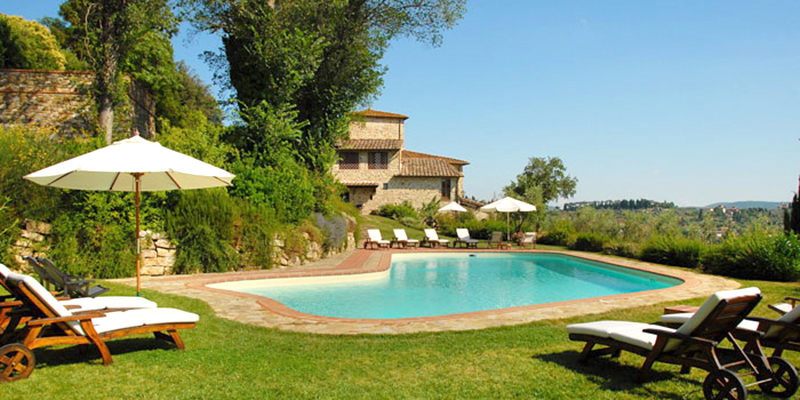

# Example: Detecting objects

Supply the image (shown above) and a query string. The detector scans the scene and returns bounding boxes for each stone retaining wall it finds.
[10,220,357,275]
[0,69,155,138]
[11,220,51,266]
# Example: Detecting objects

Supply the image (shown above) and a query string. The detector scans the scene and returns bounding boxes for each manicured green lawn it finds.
[2,273,799,399]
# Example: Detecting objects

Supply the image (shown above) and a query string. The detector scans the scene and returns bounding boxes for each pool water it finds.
[234,253,681,319]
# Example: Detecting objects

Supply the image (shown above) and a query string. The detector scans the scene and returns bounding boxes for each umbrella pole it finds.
[135,174,141,297]
[506,212,510,243]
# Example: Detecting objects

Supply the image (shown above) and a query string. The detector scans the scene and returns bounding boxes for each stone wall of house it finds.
[349,117,404,141]
[331,150,401,182]
[357,176,447,214]
[0,69,155,138]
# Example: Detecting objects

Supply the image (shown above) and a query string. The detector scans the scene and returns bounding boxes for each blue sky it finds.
[6,1,800,206]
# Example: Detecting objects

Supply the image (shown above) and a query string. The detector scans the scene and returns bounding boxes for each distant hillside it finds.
[703,201,784,210]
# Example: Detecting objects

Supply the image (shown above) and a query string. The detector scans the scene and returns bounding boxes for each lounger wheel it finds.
[703,369,746,400]
[759,357,799,398]
[0,343,35,382]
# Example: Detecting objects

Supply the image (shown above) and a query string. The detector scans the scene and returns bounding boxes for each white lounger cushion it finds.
[659,312,761,332]
[567,321,674,350]
[92,312,145,334]
[122,307,200,325]
[70,309,197,335]
[0,263,11,279]
[393,229,419,243]
[7,273,85,334]
[95,296,158,310]
[456,229,478,243]
[367,229,390,244]
[60,298,106,312]
[60,296,158,313]
[424,229,450,243]
[660,288,794,339]
[610,325,676,350]
[772,303,794,315]
[567,321,651,338]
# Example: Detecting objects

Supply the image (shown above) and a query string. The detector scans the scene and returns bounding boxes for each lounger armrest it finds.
[642,328,719,347]
[26,311,107,326]
[0,300,23,308]
[785,296,800,306]
[65,279,95,287]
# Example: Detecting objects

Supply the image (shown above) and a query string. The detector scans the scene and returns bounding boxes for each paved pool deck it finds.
[113,248,740,335]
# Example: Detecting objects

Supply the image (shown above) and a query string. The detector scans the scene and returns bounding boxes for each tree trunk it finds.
[99,94,114,144]
[97,2,120,144]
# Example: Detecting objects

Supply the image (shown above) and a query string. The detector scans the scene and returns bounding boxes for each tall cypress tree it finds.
[785,176,800,235]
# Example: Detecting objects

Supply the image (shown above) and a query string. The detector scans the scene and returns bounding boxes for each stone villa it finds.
[332,110,469,214]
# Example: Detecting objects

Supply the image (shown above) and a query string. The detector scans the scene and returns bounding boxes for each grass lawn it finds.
[2,270,799,399]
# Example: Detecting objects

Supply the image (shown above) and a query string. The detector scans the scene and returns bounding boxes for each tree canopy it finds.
[504,156,578,206]
[0,14,67,70]
[182,0,466,171]
[56,0,179,143]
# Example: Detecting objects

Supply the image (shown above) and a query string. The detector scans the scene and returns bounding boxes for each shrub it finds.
[280,227,308,258]
[166,190,239,274]
[235,201,277,269]
[0,125,94,221]
[539,216,575,247]
[602,240,640,258]
[314,212,348,252]
[570,232,609,252]
[48,191,138,279]
[703,231,800,282]
[0,14,67,70]
[375,201,418,220]
[229,156,316,224]
[640,235,704,269]
[0,196,18,266]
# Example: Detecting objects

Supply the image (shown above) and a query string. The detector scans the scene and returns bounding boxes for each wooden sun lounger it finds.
[568,287,799,399]
[364,229,390,249]
[26,257,109,298]
[0,264,156,342]
[421,229,449,248]
[661,298,800,359]
[454,229,479,249]
[392,229,419,248]
[0,272,197,382]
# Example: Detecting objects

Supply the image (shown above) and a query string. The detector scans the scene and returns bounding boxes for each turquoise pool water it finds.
[237,253,682,319]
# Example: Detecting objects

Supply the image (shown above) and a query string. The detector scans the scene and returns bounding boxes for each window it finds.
[441,179,451,199]
[338,152,359,169]
[368,152,388,169]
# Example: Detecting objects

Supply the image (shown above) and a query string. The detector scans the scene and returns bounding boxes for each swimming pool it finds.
[212,253,682,320]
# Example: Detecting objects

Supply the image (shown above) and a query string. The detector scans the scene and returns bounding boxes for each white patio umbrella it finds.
[438,201,467,213]
[480,196,536,241]
[25,133,235,296]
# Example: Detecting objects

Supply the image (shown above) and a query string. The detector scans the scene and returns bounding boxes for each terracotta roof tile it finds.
[401,150,469,165]
[336,139,403,150]
[339,181,379,187]
[352,109,409,120]
[399,158,462,177]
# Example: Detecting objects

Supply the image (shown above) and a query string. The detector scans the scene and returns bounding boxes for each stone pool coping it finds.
[114,248,740,335]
